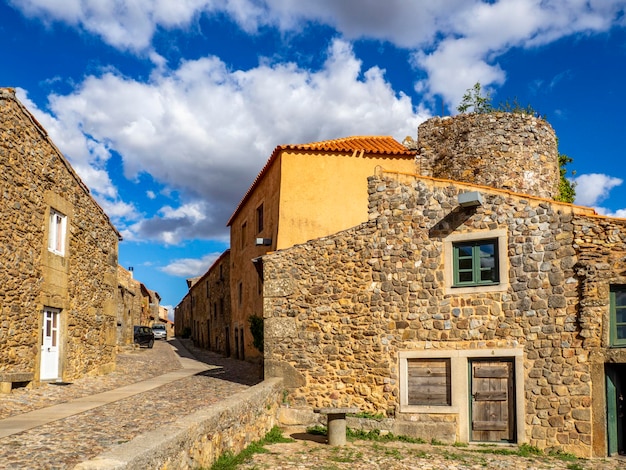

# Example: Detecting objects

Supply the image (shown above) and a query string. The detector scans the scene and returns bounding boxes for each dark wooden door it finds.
[470,359,515,442]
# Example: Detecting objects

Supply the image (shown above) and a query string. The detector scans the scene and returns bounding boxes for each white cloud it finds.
[15,87,139,227]
[160,252,222,277]
[573,173,623,207]
[11,0,626,107]
[31,39,427,243]
[9,0,214,52]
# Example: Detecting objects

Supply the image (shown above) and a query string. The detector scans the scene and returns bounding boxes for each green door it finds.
[607,368,618,456]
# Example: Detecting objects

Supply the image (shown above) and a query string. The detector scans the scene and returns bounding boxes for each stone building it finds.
[263,113,626,459]
[175,250,231,355]
[117,265,143,346]
[0,88,121,391]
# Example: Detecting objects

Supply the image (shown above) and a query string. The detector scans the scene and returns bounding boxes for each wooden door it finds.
[470,359,515,442]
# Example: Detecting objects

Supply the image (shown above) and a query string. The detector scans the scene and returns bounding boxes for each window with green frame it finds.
[610,286,626,347]
[453,239,499,287]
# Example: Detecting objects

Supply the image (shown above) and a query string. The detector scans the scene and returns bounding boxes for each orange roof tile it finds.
[227,136,415,226]
[282,136,415,155]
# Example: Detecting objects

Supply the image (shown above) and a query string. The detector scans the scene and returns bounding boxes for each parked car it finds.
[152,323,167,340]
[133,325,154,348]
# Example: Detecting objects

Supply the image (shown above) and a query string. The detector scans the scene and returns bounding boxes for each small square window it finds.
[610,286,626,347]
[407,358,451,406]
[48,208,67,256]
[453,239,499,287]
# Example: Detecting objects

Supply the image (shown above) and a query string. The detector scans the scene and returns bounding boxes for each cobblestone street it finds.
[0,339,261,469]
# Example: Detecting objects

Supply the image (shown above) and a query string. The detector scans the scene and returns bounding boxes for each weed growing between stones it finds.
[328,447,362,463]
[348,411,385,420]
[208,426,293,470]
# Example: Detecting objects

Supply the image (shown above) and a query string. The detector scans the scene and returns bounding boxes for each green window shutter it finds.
[610,287,626,347]
[453,239,499,287]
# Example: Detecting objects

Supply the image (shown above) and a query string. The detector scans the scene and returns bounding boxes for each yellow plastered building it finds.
[227,136,417,361]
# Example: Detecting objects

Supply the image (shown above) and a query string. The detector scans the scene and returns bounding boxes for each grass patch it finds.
[306,425,327,436]
[308,425,426,444]
[566,464,584,470]
[470,443,542,458]
[548,449,578,462]
[328,447,362,463]
[442,450,471,463]
[517,444,543,457]
[349,411,385,420]
[350,428,425,443]
[347,428,426,444]
[409,449,429,458]
[453,441,468,447]
[209,426,293,470]
[430,438,445,446]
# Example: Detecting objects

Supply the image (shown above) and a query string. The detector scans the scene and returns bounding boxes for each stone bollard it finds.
[314,407,359,446]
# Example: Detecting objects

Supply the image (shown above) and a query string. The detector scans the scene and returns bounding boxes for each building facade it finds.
[226,136,418,362]
[263,113,626,458]
[117,265,143,346]
[175,250,231,355]
[0,88,120,391]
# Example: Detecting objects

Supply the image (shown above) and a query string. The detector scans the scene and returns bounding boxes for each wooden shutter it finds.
[407,358,451,406]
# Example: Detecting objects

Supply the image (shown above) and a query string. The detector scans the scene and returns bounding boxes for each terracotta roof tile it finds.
[282,136,415,155]
[227,136,415,226]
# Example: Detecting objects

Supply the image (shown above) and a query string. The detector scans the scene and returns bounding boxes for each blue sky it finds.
[3,1,626,316]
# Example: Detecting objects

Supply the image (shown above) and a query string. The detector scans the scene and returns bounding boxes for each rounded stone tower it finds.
[416,112,559,200]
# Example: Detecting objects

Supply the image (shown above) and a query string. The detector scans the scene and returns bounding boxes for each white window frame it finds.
[443,228,508,295]
[48,209,67,256]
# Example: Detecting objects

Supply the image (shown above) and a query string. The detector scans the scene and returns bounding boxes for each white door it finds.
[40,308,60,380]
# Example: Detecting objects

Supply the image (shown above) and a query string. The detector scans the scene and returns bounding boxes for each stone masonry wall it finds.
[417,113,559,199]
[262,172,622,457]
[186,250,232,355]
[74,377,283,470]
[117,266,143,347]
[0,88,119,383]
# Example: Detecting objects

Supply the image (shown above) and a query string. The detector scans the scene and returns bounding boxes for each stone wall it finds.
[75,377,283,470]
[417,113,559,199]
[183,250,232,355]
[0,88,119,385]
[175,293,191,338]
[117,266,143,347]
[262,171,625,456]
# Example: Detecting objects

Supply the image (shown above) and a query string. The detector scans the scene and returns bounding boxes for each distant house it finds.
[263,113,626,459]
[117,265,143,346]
[175,250,231,354]
[0,88,121,392]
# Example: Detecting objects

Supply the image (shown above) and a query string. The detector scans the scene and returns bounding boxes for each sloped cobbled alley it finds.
[0,339,261,469]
